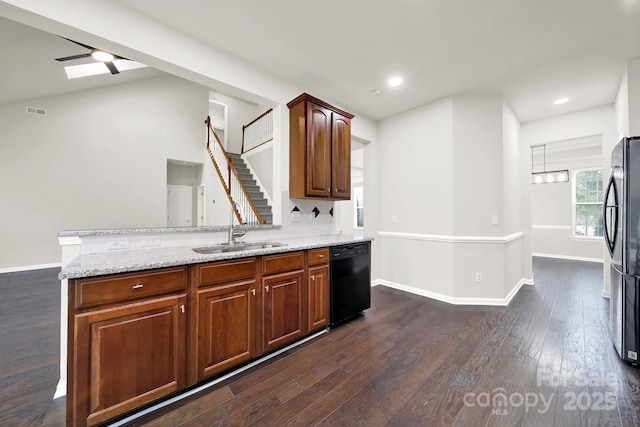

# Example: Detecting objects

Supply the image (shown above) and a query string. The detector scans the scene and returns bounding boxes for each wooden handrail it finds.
[242,108,273,131]
[241,108,273,154]
[205,116,266,225]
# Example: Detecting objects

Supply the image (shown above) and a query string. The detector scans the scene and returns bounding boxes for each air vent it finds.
[26,106,47,116]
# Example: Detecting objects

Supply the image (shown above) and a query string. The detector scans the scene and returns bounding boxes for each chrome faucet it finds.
[229,201,247,244]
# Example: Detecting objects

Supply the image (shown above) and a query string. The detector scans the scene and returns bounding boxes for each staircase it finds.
[227,153,272,224]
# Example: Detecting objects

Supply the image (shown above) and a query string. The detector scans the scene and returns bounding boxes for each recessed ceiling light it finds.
[388,76,403,87]
[553,97,569,105]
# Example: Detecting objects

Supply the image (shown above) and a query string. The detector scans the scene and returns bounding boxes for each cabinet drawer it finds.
[75,267,187,310]
[262,252,304,275]
[308,248,329,266]
[197,258,257,287]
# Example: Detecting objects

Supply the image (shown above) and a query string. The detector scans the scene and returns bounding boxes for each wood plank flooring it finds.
[2,258,640,426]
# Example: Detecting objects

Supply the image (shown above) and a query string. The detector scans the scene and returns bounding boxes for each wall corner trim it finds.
[377,231,524,244]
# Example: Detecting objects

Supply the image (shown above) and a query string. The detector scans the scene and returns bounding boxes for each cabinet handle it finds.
[265,285,269,292]
[318,254,325,258]
[251,289,256,296]
[311,275,315,281]
[132,283,144,289]
[180,304,185,313]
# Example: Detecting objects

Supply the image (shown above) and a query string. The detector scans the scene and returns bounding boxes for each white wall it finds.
[503,102,530,294]
[0,75,208,268]
[629,57,640,137]
[212,93,269,154]
[452,95,504,236]
[244,146,273,201]
[375,95,529,303]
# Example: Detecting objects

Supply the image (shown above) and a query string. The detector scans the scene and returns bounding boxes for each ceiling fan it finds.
[55,38,128,75]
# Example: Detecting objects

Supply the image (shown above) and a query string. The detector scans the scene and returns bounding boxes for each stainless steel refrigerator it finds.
[604,136,640,363]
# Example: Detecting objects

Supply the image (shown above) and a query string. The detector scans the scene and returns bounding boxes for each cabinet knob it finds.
[251,289,256,296]
[265,285,269,292]
[311,275,315,281]
[180,304,185,313]
[132,283,144,289]
[319,254,325,258]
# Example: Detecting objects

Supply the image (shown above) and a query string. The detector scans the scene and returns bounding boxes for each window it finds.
[353,185,364,228]
[573,169,603,237]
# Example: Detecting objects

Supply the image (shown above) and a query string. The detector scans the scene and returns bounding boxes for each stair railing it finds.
[242,108,273,154]
[205,116,265,225]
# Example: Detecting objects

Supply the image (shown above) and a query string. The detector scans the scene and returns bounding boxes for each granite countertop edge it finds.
[58,224,281,238]
[59,235,373,280]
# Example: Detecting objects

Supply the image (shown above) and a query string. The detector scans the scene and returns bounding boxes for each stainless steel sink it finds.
[192,242,287,255]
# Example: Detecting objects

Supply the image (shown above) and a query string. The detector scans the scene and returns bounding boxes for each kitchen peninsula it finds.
[58,227,372,427]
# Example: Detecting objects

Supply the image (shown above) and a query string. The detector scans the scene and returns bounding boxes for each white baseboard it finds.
[372,277,533,306]
[0,262,61,274]
[532,253,603,263]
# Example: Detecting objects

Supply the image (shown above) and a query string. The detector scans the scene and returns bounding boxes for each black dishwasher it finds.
[330,242,371,327]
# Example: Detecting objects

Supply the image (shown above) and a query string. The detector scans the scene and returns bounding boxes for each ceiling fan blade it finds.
[55,53,92,62]
[105,61,119,75]
[61,37,94,51]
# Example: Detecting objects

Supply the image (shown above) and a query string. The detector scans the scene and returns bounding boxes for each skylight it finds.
[64,59,148,79]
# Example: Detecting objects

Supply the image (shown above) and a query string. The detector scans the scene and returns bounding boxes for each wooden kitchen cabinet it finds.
[69,292,187,427]
[307,248,330,333]
[262,252,305,351]
[191,258,259,382]
[288,93,354,200]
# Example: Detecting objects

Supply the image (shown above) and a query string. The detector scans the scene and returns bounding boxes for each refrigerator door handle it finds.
[603,174,618,257]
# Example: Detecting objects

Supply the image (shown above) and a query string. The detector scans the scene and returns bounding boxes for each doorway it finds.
[335,139,366,235]
[167,160,204,227]
[167,185,193,226]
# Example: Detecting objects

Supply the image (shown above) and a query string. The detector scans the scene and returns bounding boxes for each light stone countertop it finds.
[59,234,372,280]
[58,224,280,237]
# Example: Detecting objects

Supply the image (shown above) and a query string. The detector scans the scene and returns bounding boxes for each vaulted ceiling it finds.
[1,0,639,123]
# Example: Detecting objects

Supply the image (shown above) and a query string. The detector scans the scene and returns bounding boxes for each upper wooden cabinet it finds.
[288,93,354,200]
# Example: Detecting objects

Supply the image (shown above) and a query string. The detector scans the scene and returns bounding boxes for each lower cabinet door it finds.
[196,280,257,380]
[263,270,304,351]
[71,294,187,427]
[308,264,330,332]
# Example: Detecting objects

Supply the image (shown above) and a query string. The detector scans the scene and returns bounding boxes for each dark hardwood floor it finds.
[2,258,640,426]
[0,267,65,427]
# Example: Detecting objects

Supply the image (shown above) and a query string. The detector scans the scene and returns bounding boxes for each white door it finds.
[167,185,193,227]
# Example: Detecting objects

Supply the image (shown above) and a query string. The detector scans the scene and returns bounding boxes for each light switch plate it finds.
[492,214,499,225]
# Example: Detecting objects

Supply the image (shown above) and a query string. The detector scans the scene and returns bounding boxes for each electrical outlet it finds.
[391,215,398,223]
[475,272,483,282]
[141,237,161,247]
[107,238,130,250]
